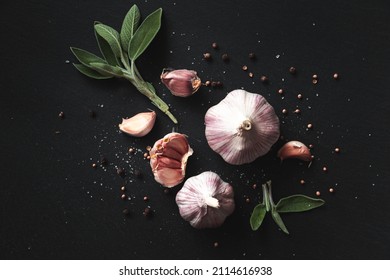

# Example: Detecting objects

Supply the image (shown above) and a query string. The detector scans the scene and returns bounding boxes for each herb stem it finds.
[122,63,178,124]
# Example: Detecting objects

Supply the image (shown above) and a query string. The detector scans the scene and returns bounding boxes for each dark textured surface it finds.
[1,0,389,259]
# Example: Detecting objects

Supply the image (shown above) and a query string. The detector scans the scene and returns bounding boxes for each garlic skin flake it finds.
[205,89,280,165]
[119,111,156,137]
[149,132,193,188]
[277,141,312,161]
[175,171,235,229]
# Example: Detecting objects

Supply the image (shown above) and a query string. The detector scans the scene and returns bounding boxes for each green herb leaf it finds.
[89,62,123,77]
[70,47,107,66]
[276,195,325,213]
[94,21,120,66]
[128,8,162,61]
[250,204,267,231]
[120,4,141,52]
[73,63,113,79]
[271,209,289,234]
[94,23,122,62]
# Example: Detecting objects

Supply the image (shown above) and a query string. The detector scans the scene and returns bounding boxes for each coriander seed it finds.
[212,42,218,49]
[221,53,229,62]
[289,66,296,74]
[203,52,212,60]
[260,75,269,84]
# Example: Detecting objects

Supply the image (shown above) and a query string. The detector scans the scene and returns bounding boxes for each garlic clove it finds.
[175,171,235,229]
[119,111,156,137]
[277,141,312,161]
[160,69,202,97]
[205,89,280,165]
[149,132,193,188]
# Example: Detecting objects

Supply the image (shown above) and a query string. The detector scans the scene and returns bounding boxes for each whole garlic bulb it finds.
[205,89,280,165]
[149,132,193,188]
[175,171,235,229]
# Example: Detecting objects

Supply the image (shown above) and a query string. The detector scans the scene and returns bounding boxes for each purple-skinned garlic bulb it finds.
[175,171,235,229]
[149,132,193,188]
[205,89,280,165]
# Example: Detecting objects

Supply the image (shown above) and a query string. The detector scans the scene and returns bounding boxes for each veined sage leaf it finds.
[73,63,113,79]
[94,21,120,66]
[120,4,141,52]
[250,204,267,231]
[271,209,289,234]
[128,8,162,61]
[276,195,325,213]
[89,62,123,77]
[94,23,122,62]
[70,47,106,66]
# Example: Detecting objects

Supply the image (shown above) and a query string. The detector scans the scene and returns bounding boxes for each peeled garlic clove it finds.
[277,141,312,161]
[205,89,280,165]
[175,171,235,229]
[149,132,193,188]
[119,111,156,137]
[160,68,202,97]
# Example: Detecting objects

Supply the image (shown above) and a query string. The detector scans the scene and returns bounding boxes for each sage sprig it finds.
[70,5,178,124]
[250,181,325,235]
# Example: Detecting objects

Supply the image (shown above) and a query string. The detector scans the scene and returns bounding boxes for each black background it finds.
[1,0,389,260]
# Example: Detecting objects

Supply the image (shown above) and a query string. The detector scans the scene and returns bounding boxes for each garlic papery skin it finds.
[277,141,312,162]
[149,132,193,188]
[205,89,280,165]
[160,69,202,97]
[119,111,156,137]
[175,171,235,229]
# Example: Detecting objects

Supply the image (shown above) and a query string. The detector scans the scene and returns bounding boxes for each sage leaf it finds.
[128,8,162,61]
[73,63,113,79]
[120,4,141,52]
[94,23,122,62]
[94,21,120,66]
[276,195,325,213]
[271,209,289,234]
[250,204,267,231]
[89,62,123,77]
[70,47,106,66]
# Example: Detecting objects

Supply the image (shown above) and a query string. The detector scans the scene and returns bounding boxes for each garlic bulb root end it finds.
[204,196,220,209]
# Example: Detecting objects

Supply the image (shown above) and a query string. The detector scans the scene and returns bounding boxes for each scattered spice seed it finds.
[312,79,318,84]
[143,207,152,216]
[92,163,97,168]
[248,72,254,78]
[316,191,321,196]
[289,66,296,74]
[322,166,328,172]
[146,146,152,151]
[309,144,314,148]
[252,183,257,190]
[300,179,305,185]
[294,108,301,114]
[242,65,248,71]
[163,188,170,194]
[54,131,61,134]
[329,188,335,193]
[58,111,65,119]
[334,147,340,153]
[245,198,250,203]
[121,194,127,200]
[249,52,256,59]
[89,110,96,118]
[213,242,219,248]
[100,156,108,165]
[307,123,313,129]
[311,155,315,160]
[212,42,218,49]
[333,73,339,79]
[117,167,125,177]
[282,109,288,115]
[278,89,284,95]
[260,75,269,84]
[143,196,149,201]
[312,74,318,79]
[122,208,130,215]
[143,152,149,159]
[205,80,211,87]
[134,170,143,178]
[216,81,223,87]
[120,186,126,192]
[221,53,229,62]
[297,93,303,99]
[203,52,212,60]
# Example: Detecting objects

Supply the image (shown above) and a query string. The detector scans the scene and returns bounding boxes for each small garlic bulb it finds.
[205,89,280,165]
[119,111,156,137]
[175,171,235,229]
